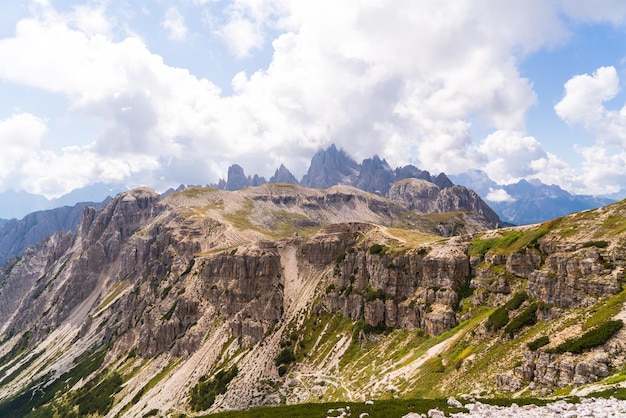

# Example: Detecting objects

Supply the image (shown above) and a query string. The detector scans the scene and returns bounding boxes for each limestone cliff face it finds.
[319,234,469,335]
[472,240,623,309]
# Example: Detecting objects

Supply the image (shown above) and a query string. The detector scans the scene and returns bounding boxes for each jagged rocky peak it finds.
[225,164,249,190]
[387,178,502,228]
[300,144,359,188]
[352,155,395,194]
[269,163,298,185]
[387,178,442,211]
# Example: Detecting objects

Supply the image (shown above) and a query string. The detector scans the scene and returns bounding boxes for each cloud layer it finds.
[0,1,625,197]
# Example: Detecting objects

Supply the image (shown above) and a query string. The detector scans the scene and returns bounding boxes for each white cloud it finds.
[486,188,516,203]
[215,0,276,58]
[218,17,263,58]
[0,113,47,188]
[2,1,626,197]
[555,66,626,147]
[477,130,547,183]
[556,0,626,25]
[575,145,626,195]
[554,66,619,130]
[72,3,113,36]
[553,66,626,194]
[162,7,188,41]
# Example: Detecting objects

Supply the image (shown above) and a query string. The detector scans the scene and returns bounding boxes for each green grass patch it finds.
[600,214,626,237]
[582,240,609,248]
[74,372,123,416]
[582,288,626,331]
[586,386,626,400]
[368,244,386,255]
[130,358,181,405]
[0,331,31,369]
[503,292,528,311]
[162,300,178,321]
[549,320,623,354]
[95,281,128,312]
[0,347,106,417]
[468,223,553,258]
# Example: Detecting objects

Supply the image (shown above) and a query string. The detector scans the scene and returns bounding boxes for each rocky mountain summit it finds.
[0,184,624,417]
[212,144,454,196]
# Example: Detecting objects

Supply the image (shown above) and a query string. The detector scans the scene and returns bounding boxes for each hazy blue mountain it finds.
[0,183,125,220]
[0,190,50,219]
[450,170,615,225]
[51,182,126,208]
[0,199,109,266]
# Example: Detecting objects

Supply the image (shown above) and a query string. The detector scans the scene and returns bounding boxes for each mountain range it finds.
[208,145,614,226]
[0,145,613,228]
[0,182,624,417]
[0,182,126,220]
[449,170,616,225]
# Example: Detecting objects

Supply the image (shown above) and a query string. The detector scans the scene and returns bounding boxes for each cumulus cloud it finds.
[555,66,626,147]
[477,130,547,183]
[162,7,188,41]
[1,1,626,196]
[575,146,626,195]
[0,113,47,188]
[486,188,516,203]
[553,66,626,194]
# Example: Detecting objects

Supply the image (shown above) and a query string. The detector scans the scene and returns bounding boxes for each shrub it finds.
[486,307,509,331]
[549,320,623,354]
[274,348,296,366]
[363,321,391,334]
[368,244,385,254]
[527,336,549,351]
[189,366,238,411]
[504,292,528,311]
[582,240,608,248]
[365,287,387,302]
[504,303,538,337]
[76,373,123,416]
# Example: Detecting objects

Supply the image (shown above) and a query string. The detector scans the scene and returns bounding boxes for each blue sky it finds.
[1,0,626,200]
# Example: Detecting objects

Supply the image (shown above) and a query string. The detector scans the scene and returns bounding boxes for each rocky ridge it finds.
[0,185,624,417]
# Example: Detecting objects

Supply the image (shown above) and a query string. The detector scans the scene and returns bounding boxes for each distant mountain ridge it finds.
[1,145,612,228]
[209,144,612,226]
[210,144,454,194]
[0,200,110,266]
[450,170,615,225]
[0,182,126,220]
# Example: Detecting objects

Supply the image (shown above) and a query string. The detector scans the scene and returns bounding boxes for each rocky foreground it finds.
[432,397,626,418]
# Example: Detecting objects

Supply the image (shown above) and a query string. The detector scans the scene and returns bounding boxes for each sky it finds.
[2,1,626,200]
